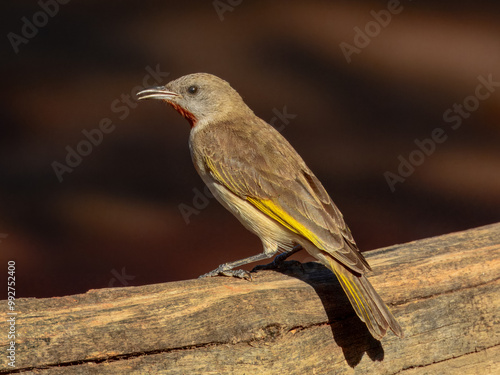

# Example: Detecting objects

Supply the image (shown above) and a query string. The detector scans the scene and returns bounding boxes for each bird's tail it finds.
[328,259,403,340]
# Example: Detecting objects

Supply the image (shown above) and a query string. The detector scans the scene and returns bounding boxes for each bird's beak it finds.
[136,86,180,101]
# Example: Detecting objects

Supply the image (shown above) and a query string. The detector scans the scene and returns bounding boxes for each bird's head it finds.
[137,73,252,127]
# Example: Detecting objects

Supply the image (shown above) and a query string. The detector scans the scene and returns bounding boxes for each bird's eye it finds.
[187,85,199,95]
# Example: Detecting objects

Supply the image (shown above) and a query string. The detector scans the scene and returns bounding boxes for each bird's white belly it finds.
[201,175,296,253]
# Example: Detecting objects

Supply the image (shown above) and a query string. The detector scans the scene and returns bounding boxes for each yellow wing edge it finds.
[246,197,323,249]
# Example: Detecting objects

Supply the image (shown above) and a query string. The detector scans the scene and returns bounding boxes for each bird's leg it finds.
[199,247,279,280]
[252,245,303,272]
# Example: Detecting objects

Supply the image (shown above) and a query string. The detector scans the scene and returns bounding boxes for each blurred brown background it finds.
[1,1,499,298]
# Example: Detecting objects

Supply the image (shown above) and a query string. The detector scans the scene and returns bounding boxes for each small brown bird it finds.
[137,73,403,340]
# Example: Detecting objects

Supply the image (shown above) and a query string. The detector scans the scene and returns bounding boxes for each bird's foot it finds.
[198,264,252,281]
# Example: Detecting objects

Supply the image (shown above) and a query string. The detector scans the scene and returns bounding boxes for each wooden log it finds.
[0,223,499,374]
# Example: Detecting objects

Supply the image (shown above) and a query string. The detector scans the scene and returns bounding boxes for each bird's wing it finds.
[196,119,370,274]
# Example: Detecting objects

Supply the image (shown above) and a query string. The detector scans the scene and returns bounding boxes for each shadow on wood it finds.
[272,261,385,367]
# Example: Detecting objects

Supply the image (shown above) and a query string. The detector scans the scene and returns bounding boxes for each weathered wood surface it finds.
[0,223,499,374]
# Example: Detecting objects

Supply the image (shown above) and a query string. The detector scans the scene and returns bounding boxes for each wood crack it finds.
[394,343,500,374]
[0,322,332,374]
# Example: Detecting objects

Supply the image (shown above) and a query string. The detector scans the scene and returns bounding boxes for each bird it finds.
[136,73,403,340]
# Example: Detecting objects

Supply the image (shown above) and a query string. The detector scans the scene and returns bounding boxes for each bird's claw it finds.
[198,265,252,280]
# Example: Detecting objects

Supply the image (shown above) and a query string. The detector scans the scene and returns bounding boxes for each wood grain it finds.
[0,223,499,374]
